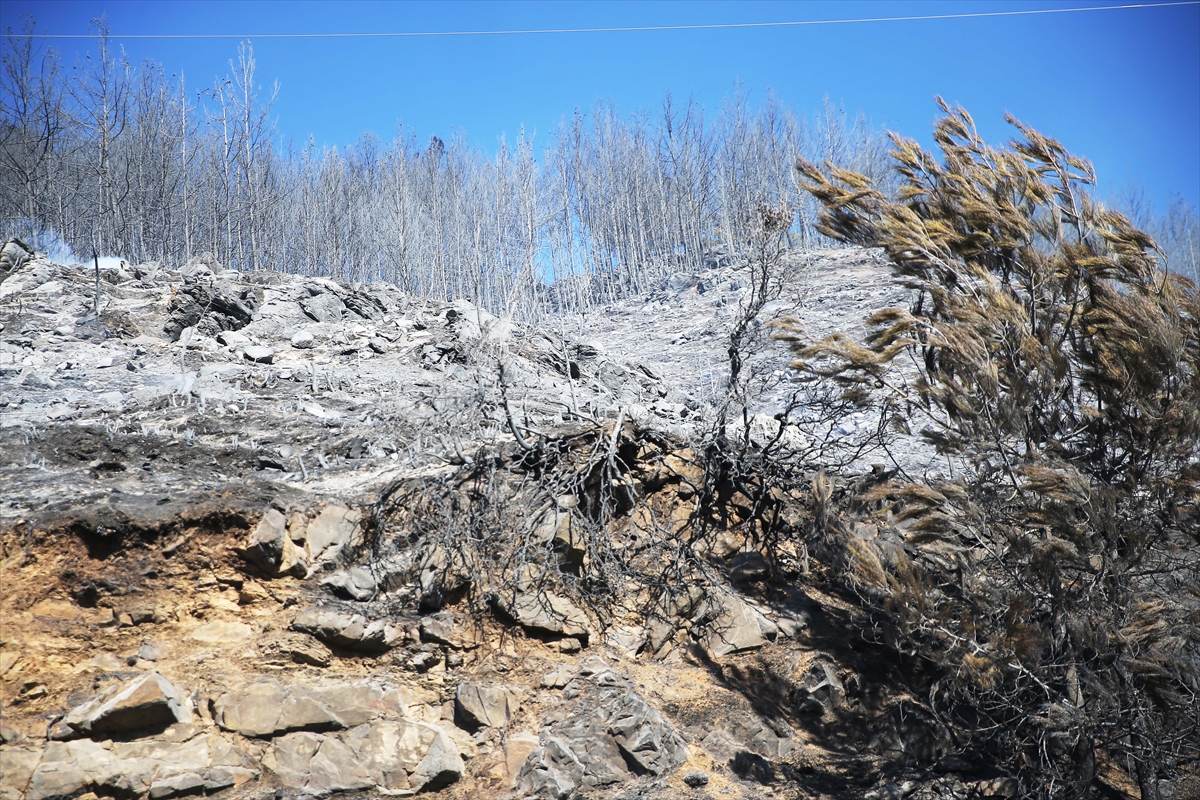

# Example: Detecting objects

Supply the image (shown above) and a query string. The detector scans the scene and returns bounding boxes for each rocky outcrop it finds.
[57,672,190,738]
[213,679,403,738]
[517,658,686,798]
[16,734,258,800]
[291,609,402,654]
[162,277,261,342]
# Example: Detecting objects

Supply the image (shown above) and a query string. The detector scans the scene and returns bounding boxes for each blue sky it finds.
[3,0,1198,209]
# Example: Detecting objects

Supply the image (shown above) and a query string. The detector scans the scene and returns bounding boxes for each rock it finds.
[518,667,685,798]
[147,772,204,799]
[300,292,346,323]
[408,726,465,792]
[290,330,315,349]
[419,611,479,650]
[368,337,389,354]
[19,371,56,390]
[417,545,475,611]
[494,579,590,642]
[273,732,372,794]
[163,278,259,342]
[700,594,767,657]
[0,239,33,283]
[684,770,710,787]
[291,609,400,654]
[214,679,403,738]
[504,731,540,786]
[455,683,520,730]
[272,718,463,795]
[215,681,339,738]
[260,633,332,667]
[320,566,376,601]
[0,745,40,800]
[189,621,253,645]
[306,504,362,565]
[215,330,250,347]
[238,508,308,578]
[242,345,274,364]
[138,643,161,662]
[61,672,189,737]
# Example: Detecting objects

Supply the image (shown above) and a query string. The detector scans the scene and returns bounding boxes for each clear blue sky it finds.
[3,0,1198,209]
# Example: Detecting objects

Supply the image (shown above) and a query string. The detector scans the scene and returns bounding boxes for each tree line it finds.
[2,19,1197,322]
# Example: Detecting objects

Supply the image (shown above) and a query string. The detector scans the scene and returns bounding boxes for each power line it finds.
[4,1,1198,40]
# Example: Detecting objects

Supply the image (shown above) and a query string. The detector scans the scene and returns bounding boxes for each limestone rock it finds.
[700,594,768,657]
[0,745,41,800]
[239,508,308,578]
[320,566,376,601]
[454,683,520,730]
[272,732,372,794]
[189,621,253,645]
[300,292,346,323]
[290,330,315,349]
[214,680,404,738]
[408,726,465,792]
[306,504,362,565]
[0,239,33,283]
[291,609,400,654]
[242,345,274,365]
[260,633,332,667]
[504,731,540,787]
[61,672,189,737]
[163,278,259,342]
[518,666,685,798]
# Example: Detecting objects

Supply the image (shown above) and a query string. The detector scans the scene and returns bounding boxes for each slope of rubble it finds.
[1,239,1037,800]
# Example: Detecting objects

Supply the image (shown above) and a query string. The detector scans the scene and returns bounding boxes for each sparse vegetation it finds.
[783,99,1200,799]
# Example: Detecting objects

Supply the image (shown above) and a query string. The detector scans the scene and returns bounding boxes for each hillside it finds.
[0,237,1194,800]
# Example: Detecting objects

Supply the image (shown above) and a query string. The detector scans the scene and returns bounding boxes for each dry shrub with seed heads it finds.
[782,99,1200,800]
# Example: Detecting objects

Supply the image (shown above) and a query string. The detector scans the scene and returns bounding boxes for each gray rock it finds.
[455,683,520,730]
[273,732,372,794]
[419,611,479,650]
[215,330,250,347]
[408,726,465,792]
[214,679,406,740]
[518,667,685,798]
[495,576,589,642]
[61,672,189,737]
[684,770,710,787]
[291,330,315,349]
[242,345,274,364]
[19,371,56,390]
[320,566,376,601]
[0,745,41,800]
[291,609,400,654]
[148,771,205,799]
[700,594,768,657]
[238,508,308,578]
[306,504,362,565]
[163,278,259,342]
[368,337,389,354]
[260,633,333,667]
[300,293,346,323]
[0,239,33,283]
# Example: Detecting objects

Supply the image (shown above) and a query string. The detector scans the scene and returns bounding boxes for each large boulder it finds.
[0,239,33,284]
[213,679,404,738]
[24,734,257,800]
[59,672,189,738]
[454,683,520,731]
[517,660,686,797]
[291,609,402,654]
[163,278,261,342]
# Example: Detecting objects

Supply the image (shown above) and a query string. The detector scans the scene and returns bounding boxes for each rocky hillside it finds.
[0,239,1144,800]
